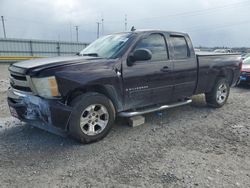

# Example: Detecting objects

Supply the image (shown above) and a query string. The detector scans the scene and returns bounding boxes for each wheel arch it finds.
[65,84,123,113]
[217,68,234,86]
[205,67,234,94]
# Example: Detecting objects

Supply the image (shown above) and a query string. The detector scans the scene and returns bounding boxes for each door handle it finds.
[160,66,170,72]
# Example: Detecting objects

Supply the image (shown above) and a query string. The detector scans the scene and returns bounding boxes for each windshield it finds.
[80,33,132,59]
[243,57,250,64]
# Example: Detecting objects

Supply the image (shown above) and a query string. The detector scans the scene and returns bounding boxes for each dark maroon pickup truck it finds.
[7,30,242,143]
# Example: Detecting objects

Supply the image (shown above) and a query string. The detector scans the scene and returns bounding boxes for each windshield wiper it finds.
[81,53,99,57]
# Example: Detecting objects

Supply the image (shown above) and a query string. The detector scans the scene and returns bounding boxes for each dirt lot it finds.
[0,63,250,188]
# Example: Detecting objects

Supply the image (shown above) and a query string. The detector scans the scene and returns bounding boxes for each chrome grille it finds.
[9,71,33,94]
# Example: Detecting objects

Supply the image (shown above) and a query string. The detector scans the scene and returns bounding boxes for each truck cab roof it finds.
[114,29,188,36]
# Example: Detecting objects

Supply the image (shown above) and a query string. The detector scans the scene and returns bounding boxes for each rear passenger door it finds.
[169,35,197,100]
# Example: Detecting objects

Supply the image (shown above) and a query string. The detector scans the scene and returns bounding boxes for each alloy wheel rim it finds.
[80,104,109,136]
[216,84,228,104]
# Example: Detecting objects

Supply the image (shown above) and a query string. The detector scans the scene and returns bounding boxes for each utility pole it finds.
[1,16,6,38]
[69,22,72,42]
[125,14,127,31]
[101,17,104,35]
[125,14,128,31]
[96,22,101,39]
[75,26,79,42]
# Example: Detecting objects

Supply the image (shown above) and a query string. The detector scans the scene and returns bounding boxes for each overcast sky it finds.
[0,0,250,47]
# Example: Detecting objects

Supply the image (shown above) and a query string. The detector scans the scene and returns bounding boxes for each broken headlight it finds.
[32,76,61,98]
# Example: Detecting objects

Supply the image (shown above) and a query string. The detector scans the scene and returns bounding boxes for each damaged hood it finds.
[9,56,104,75]
[13,56,102,69]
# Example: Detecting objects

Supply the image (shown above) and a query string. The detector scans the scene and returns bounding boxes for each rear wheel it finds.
[205,78,230,108]
[69,92,115,143]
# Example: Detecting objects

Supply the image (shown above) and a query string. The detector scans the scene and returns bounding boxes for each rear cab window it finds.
[170,35,190,59]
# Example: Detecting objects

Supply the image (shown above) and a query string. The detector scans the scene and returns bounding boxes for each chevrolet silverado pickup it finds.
[7,30,242,143]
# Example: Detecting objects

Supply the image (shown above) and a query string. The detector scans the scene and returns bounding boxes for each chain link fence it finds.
[0,38,89,62]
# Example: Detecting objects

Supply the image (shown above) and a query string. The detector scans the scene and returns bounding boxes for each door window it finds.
[134,34,168,61]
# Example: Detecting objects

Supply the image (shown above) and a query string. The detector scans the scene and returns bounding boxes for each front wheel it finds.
[205,78,230,108]
[69,92,115,143]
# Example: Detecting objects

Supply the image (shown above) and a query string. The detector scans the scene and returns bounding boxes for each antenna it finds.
[131,26,136,32]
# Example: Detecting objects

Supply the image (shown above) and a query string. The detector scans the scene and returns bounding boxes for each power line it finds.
[1,16,7,38]
[98,0,250,25]
[2,0,249,33]
[187,19,250,32]
[5,0,249,27]
[1,0,249,41]
[128,0,250,22]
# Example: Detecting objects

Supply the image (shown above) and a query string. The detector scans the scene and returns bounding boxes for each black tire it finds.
[205,78,230,108]
[68,92,115,144]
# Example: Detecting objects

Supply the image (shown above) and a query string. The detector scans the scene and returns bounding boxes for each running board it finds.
[119,99,192,117]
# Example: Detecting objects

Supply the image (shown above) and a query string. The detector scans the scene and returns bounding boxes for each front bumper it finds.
[7,88,72,135]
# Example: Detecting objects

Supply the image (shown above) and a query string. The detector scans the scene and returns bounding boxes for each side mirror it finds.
[127,48,152,66]
[76,52,80,56]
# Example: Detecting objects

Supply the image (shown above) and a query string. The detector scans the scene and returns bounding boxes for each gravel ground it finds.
[0,63,250,188]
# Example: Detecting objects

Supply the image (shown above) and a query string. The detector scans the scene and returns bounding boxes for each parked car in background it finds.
[239,57,250,84]
[241,53,250,60]
[214,49,233,53]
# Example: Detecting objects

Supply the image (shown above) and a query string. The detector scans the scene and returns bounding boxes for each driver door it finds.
[122,33,174,110]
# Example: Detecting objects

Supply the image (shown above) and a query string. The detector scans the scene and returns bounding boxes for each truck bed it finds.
[195,53,241,94]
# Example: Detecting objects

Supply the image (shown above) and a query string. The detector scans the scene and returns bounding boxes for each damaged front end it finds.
[7,68,72,136]
[7,88,72,136]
